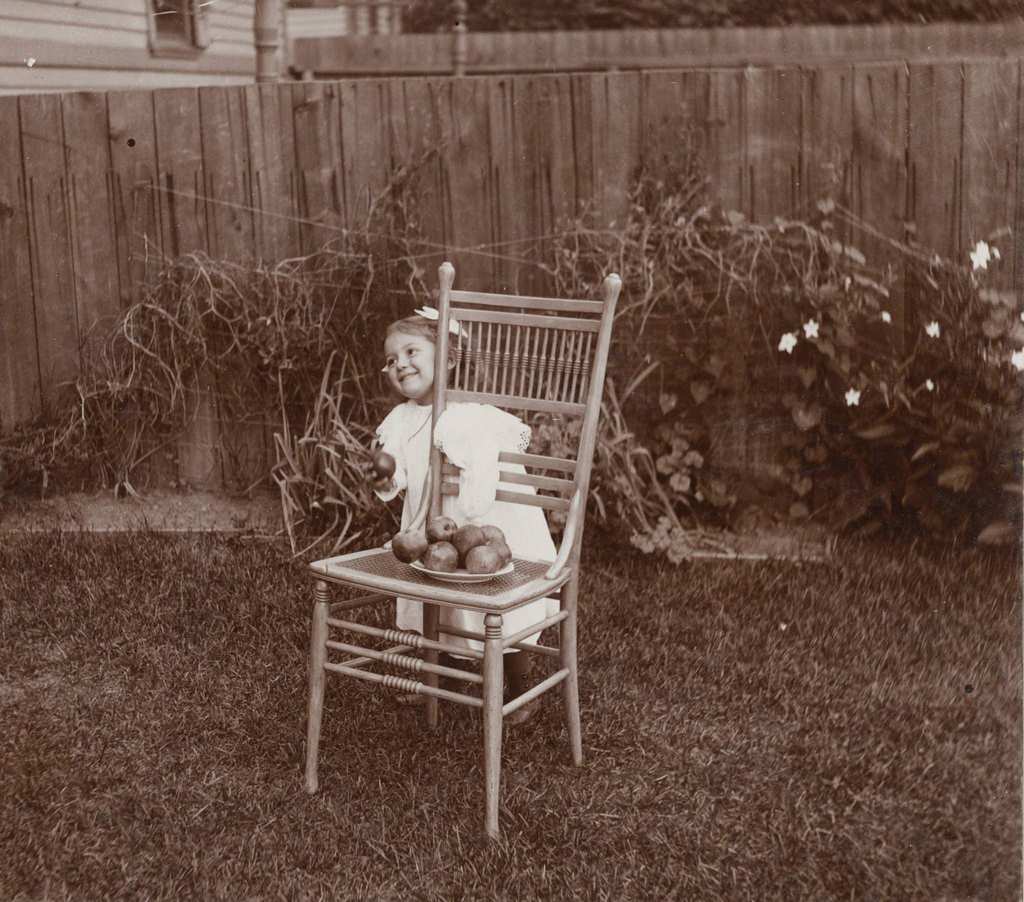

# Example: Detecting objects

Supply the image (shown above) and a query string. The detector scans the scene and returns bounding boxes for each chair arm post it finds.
[408,467,434,533]
[544,489,582,581]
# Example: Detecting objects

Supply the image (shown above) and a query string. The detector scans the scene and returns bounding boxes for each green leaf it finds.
[793,476,813,498]
[658,392,677,415]
[690,380,711,404]
[911,442,940,462]
[797,366,817,388]
[977,520,1016,545]
[792,403,823,432]
[936,464,976,492]
[854,423,898,440]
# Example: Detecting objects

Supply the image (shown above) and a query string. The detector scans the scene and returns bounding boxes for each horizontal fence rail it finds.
[0,52,1020,487]
[292,22,1024,77]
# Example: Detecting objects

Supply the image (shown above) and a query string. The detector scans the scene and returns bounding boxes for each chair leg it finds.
[304,582,330,793]
[482,613,504,839]
[559,579,583,766]
[423,602,440,730]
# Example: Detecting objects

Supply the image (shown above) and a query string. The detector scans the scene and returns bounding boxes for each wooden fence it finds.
[1,59,1021,488]
[291,21,1024,77]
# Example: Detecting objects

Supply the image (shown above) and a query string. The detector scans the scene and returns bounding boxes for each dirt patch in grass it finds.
[0,488,282,536]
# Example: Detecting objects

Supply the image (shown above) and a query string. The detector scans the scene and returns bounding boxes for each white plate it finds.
[409,560,514,584]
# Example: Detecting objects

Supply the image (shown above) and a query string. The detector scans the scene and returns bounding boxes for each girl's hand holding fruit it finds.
[367,448,396,492]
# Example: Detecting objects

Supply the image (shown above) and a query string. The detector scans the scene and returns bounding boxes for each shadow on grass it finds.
[0,532,1019,900]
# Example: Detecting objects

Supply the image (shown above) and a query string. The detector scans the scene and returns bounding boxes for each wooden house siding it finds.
[0,0,261,95]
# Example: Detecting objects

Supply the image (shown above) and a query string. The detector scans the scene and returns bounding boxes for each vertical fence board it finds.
[962,60,1020,290]
[705,68,745,214]
[199,85,265,489]
[292,80,343,253]
[487,75,518,292]
[199,86,255,263]
[247,84,300,260]
[62,92,121,357]
[802,66,855,239]
[0,97,40,431]
[341,79,390,225]
[20,93,78,414]
[108,91,162,309]
[441,78,494,289]
[851,64,910,256]
[154,88,218,488]
[396,77,447,283]
[598,73,642,227]
[907,64,963,258]
[745,68,802,221]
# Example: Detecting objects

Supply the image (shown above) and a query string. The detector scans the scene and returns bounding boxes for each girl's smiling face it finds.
[383,330,436,404]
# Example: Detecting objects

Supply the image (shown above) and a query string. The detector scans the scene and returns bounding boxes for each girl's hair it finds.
[385,315,461,365]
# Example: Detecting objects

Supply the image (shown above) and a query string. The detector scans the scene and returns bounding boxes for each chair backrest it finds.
[427,262,621,556]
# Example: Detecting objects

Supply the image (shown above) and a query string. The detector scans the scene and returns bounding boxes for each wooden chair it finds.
[304,261,622,838]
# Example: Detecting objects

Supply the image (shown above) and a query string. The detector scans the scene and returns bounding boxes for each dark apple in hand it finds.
[426,516,457,543]
[391,530,428,564]
[422,541,459,572]
[371,450,396,479]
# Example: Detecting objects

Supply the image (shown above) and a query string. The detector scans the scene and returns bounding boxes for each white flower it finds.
[994,247,1002,260]
[25,57,35,68]
[803,319,820,339]
[778,332,798,354]
[925,379,935,392]
[843,276,852,291]
[1012,349,1024,372]
[779,622,788,632]
[925,321,941,338]
[845,388,861,406]
[1020,312,1024,324]
[970,240,992,271]
[881,311,892,324]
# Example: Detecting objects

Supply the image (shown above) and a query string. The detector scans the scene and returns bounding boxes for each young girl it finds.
[367,309,559,724]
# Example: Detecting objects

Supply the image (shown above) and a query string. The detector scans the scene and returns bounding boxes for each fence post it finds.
[254,0,281,83]
[453,0,468,76]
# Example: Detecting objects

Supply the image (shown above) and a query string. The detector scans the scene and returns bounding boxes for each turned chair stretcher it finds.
[304,261,621,839]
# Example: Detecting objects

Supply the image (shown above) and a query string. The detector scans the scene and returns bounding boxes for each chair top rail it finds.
[445,389,586,417]
[450,289,605,315]
[450,307,600,333]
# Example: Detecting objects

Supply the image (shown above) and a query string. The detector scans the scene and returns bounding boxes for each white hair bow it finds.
[415,306,464,339]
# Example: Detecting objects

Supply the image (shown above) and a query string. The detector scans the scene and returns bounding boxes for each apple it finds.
[452,524,486,562]
[391,529,428,564]
[422,541,459,572]
[465,544,503,575]
[371,450,396,479]
[490,540,513,567]
[426,516,457,543]
[480,525,507,547]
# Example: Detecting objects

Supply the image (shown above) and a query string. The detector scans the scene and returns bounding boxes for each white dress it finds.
[374,400,559,655]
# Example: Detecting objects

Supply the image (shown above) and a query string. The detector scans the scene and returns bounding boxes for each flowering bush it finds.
[548,171,1022,552]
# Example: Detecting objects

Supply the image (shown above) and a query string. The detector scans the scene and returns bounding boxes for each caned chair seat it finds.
[311,549,572,614]
[303,261,621,839]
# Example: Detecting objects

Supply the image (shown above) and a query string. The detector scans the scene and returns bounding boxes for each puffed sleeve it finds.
[371,404,408,502]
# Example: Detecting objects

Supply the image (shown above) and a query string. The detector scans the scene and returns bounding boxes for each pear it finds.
[426,516,457,543]
[465,544,503,575]
[452,524,486,563]
[422,541,459,572]
[391,530,428,564]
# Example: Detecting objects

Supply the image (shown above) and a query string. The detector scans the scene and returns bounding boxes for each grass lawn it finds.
[0,531,1019,900]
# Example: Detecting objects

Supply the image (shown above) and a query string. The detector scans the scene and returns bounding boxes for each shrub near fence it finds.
[0,51,1020,491]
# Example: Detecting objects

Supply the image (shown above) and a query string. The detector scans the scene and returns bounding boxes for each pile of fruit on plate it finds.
[390,517,513,578]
